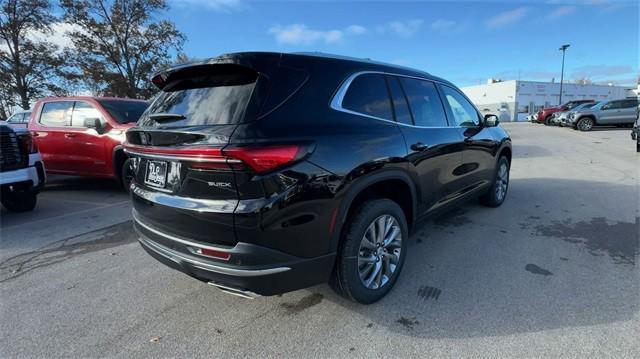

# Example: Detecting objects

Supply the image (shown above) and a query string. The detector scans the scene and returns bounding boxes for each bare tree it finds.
[0,0,65,110]
[61,0,185,99]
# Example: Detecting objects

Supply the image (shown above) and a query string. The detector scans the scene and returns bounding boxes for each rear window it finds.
[139,66,258,127]
[97,99,148,124]
[341,73,393,121]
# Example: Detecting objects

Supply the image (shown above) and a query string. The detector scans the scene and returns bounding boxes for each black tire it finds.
[577,117,594,131]
[480,156,510,207]
[1,191,37,212]
[544,116,552,126]
[119,158,134,192]
[333,199,408,304]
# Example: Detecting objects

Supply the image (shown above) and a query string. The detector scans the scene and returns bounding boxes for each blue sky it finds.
[167,0,638,87]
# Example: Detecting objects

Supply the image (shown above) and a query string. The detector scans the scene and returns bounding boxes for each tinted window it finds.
[71,101,103,127]
[39,102,73,127]
[97,99,148,124]
[140,69,258,127]
[386,76,413,125]
[440,85,481,127]
[342,74,393,120]
[622,99,638,108]
[399,78,448,127]
[602,101,620,110]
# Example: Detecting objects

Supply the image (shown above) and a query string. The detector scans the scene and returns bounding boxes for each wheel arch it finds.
[331,170,417,252]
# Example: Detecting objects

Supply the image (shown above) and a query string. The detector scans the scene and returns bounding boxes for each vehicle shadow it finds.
[312,178,639,339]
[43,175,122,193]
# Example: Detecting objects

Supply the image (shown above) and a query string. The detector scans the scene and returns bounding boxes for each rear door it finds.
[388,75,464,213]
[32,101,74,172]
[617,99,639,124]
[438,84,499,193]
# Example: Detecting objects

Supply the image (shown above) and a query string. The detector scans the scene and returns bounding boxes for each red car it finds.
[535,100,595,125]
[28,97,148,188]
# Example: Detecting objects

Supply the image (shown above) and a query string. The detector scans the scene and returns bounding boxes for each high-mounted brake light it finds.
[223,145,301,174]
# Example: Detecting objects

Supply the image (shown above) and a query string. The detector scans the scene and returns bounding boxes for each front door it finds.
[438,84,499,193]
[65,101,109,176]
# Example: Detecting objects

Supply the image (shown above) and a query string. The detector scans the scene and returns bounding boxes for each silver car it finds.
[560,102,602,127]
[568,98,639,131]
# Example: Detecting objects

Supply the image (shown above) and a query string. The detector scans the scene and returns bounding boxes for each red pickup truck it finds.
[535,100,595,125]
[28,97,148,188]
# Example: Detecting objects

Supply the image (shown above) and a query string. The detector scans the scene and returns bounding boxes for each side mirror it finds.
[83,117,103,132]
[484,114,499,127]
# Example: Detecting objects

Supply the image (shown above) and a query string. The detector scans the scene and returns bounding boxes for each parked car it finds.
[568,98,639,131]
[631,104,640,152]
[536,99,595,125]
[124,52,512,304]
[559,102,601,127]
[28,97,148,189]
[0,122,46,211]
[5,110,31,128]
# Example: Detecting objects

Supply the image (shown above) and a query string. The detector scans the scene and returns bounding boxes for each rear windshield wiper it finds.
[148,113,186,123]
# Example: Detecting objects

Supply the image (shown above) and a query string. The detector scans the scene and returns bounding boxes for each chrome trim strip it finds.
[133,209,233,252]
[131,184,238,213]
[329,70,465,130]
[124,149,242,163]
[138,234,291,277]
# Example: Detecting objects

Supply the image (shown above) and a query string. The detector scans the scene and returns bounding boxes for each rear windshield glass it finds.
[97,100,149,124]
[139,67,258,127]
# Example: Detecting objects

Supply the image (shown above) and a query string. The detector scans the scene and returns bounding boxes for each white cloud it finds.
[546,6,576,19]
[387,20,423,37]
[485,7,529,28]
[171,0,245,11]
[346,25,366,35]
[268,24,365,45]
[1,22,81,52]
[431,19,457,31]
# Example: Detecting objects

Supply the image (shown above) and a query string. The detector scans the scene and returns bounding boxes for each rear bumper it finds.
[133,211,336,296]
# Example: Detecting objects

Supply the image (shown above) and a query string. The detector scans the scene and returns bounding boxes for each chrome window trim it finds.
[330,70,469,130]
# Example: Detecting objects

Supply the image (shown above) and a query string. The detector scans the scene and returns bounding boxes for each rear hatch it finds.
[126,54,309,249]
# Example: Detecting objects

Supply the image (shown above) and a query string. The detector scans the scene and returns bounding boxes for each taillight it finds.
[123,143,309,174]
[222,144,303,174]
[17,133,37,154]
[197,248,231,261]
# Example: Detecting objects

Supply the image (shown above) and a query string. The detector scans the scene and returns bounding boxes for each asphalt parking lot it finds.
[1,122,638,358]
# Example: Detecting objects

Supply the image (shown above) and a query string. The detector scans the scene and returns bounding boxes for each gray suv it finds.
[569,98,639,131]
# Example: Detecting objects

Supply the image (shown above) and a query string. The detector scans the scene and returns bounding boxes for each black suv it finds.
[125,52,511,303]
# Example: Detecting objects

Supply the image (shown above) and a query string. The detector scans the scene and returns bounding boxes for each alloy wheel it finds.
[495,162,509,202]
[357,214,402,290]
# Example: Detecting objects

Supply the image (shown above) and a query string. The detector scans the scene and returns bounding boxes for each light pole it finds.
[558,44,570,106]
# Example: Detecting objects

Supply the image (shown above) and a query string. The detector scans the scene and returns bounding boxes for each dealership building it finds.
[461,80,634,122]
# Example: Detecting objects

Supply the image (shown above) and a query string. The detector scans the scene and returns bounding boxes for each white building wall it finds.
[462,80,632,122]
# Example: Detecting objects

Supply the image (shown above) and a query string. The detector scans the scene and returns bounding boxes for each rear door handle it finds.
[410,142,429,151]
[64,133,76,139]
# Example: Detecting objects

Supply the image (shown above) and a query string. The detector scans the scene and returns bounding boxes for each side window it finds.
[7,114,19,123]
[341,73,393,120]
[440,85,481,127]
[39,102,73,127]
[622,100,638,108]
[71,101,103,127]
[386,76,413,125]
[399,77,448,127]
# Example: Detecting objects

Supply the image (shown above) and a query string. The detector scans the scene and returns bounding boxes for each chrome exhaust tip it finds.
[208,282,260,299]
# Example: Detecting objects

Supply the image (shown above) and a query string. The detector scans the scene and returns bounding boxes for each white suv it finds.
[0,122,46,212]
